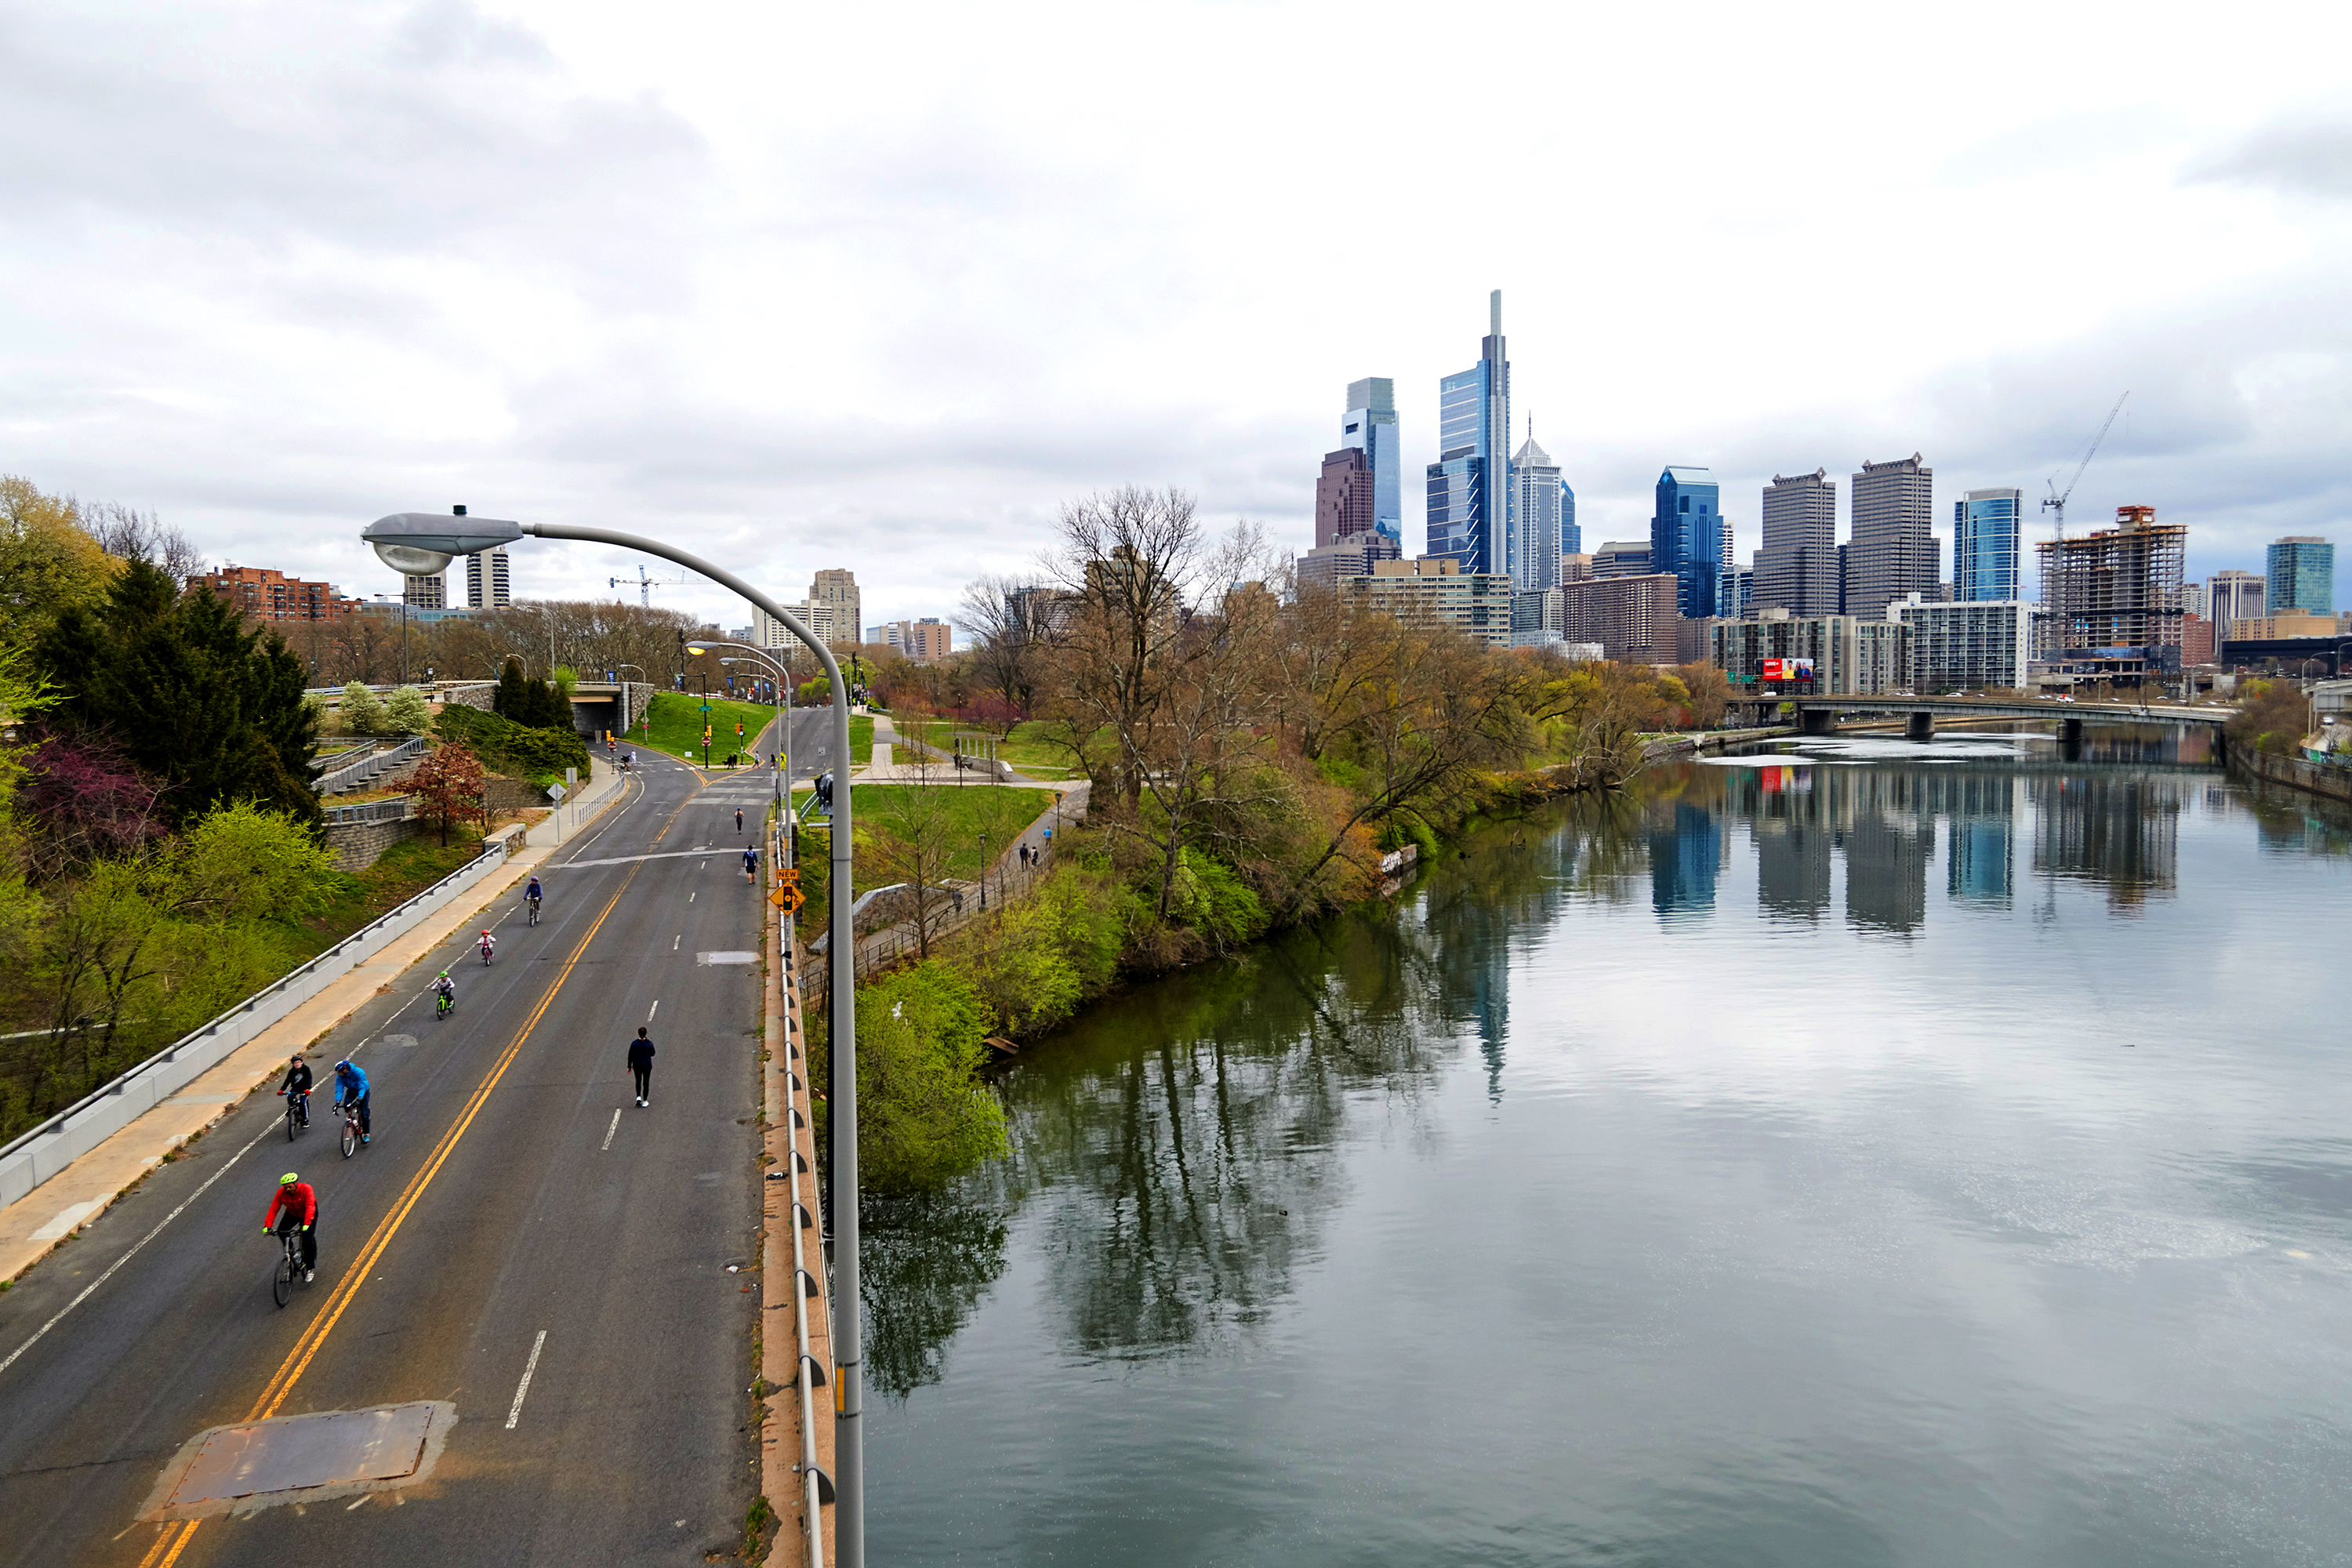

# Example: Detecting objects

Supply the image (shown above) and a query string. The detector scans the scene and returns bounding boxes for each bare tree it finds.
[958,571,1052,717]
[81,499,206,580]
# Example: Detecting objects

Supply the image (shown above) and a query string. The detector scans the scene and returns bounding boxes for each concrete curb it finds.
[0,759,631,1288]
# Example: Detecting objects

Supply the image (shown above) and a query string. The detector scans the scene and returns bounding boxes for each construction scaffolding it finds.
[2035,505,2186,673]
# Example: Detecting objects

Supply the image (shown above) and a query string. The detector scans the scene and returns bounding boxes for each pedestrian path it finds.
[0,759,630,1286]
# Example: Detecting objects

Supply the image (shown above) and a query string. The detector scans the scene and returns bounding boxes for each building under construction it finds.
[2035,505,2187,679]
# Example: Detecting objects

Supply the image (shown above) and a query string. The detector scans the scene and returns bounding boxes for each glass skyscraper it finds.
[1954,488,2023,601]
[1650,466,1721,619]
[2266,536,2336,615]
[1427,292,1510,575]
[1340,378,1401,544]
[1511,434,1570,592]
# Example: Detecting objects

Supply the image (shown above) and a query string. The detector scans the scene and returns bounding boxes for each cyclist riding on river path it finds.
[526,875,543,923]
[332,1058,371,1143]
[478,927,496,965]
[261,1172,318,1283]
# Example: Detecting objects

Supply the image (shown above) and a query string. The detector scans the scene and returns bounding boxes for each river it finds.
[863,725,2352,1566]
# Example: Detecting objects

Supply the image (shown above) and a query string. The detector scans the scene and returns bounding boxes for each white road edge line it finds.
[601,1109,620,1152]
[0,1110,278,1380]
[504,1329,548,1429]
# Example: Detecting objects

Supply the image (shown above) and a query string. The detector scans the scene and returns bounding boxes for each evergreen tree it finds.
[35,559,320,829]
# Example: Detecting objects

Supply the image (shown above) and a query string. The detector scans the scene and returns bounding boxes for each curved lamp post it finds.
[363,510,869,1566]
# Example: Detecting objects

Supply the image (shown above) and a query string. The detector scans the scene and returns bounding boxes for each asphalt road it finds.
[0,734,785,1566]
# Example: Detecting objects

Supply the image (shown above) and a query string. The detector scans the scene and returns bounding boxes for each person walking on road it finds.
[262,1172,318,1282]
[735,807,744,833]
[627,1027,655,1106]
[742,843,759,884]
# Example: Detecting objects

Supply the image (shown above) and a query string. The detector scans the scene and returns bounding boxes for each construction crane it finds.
[609,564,686,607]
[2042,390,2129,546]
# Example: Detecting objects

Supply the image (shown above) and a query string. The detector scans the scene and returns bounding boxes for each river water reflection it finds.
[866,726,2352,1566]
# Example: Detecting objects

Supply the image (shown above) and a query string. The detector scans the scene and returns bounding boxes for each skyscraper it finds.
[2207,569,2267,633]
[1562,480,1581,557]
[1511,433,1566,592]
[1755,470,1838,615]
[1341,378,1401,544]
[1650,466,1722,619]
[1848,453,1935,620]
[1953,488,2023,602]
[1427,291,1510,576]
[1315,448,1374,548]
[2266,536,2336,615]
[465,546,511,608]
[402,572,446,609]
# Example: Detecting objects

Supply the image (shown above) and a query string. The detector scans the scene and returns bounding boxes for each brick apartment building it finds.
[189,566,368,623]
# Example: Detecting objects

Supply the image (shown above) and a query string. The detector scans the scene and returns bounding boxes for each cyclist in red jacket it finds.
[262,1172,318,1283]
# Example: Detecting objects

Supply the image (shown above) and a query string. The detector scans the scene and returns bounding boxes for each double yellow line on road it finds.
[139,839,667,1567]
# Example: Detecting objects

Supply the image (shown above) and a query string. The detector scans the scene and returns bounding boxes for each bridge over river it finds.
[1730,694,2231,742]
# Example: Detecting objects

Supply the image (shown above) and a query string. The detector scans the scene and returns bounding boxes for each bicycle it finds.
[336,1098,364,1159]
[436,989,454,1020]
[527,896,541,927]
[479,939,495,967]
[281,1090,310,1142]
[270,1226,309,1308]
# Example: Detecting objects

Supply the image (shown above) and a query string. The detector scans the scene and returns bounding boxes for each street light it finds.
[362,508,869,1565]
[689,640,795,802]
[977,831,987,912]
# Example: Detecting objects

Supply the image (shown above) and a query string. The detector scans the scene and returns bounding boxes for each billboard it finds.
[1760,658,1816,684]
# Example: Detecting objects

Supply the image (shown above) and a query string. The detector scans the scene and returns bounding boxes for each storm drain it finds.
[141,1401,456,1520]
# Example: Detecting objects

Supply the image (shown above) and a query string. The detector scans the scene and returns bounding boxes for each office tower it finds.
[1650,466,1722,619]
[1511,434,1565,592]
[1341,378,1402,544]
[1838,543,1849,614]
[2267,536,2336,615]
[1592,541,1651,579]
[810,568,861,649]
[401,572,446,609]
[2036,506,2187,677]
[465,547,511,609]
[1848,453,1935,620]
[1717,563,1753,619]
[1755,470,1838,615]
[1316,448,1375,548]
[1426,291,1511,575]
[1953,488,2023,602]
[2206,569,2267,633]
[2179,581,2208,619]
[1562,480,1581,557]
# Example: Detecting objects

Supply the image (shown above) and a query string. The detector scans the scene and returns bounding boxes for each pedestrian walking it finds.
[627,1028,655,1107]
[735,808,744,833]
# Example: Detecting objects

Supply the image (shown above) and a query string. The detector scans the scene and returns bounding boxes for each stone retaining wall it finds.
[2229,744,2352,805]
[325,814,424,872]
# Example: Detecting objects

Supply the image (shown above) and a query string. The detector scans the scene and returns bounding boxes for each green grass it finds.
[890,717,1081,779]
[636,691,790,765]
[295,837,485,961]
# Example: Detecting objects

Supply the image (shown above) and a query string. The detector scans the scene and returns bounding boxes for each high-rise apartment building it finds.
[1953,488,2023,602]
[872,618,953,662]
[1717,563,1754,619]
[1426,292,1511,575]
[2206,569,2267,633]
[1340,556,1512,648]
[1894,595,2034,691]
[810,568,861,650]
[1340,378,1401,544]
[1755,470,1838,615]
[1559,574,1684,665]
[1295,532,1403,593]
[402,572,446,610]
[2266,536,2336,615]
[1510,434,1569,593]
[465,547,511,609]
[1315,448,1375,548]
[1711,612,1909,696]
[191,565,366,623]
[1847,453,1935,620]
[1650,466,1722,619]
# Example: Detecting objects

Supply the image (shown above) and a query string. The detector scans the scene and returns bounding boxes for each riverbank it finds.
[2227,740,2352,805]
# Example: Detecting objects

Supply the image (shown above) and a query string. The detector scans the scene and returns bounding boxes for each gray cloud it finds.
[2187,117,2352,201]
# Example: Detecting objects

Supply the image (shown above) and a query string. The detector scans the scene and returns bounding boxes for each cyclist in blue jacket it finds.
[332,1059,372,1144]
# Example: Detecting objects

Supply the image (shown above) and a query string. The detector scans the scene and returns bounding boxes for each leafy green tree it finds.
[340,681,387,735]
[0,475,118,652]
[34,558,321,829]
[494,661,570,729]
[2227,678,2313,757]
[384,685,432,735]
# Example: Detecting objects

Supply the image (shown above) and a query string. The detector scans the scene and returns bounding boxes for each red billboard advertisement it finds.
[1760,658,1815,684]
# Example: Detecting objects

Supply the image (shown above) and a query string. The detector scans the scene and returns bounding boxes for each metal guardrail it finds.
[309,742,372,774]
[773,822,830,1566]
[322,796,415,827]
[316,735,430,795]
[0,831,521,1209]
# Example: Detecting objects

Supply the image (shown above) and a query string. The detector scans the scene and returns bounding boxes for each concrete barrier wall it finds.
[2230,745,2352,804]
[0,837,520,1210]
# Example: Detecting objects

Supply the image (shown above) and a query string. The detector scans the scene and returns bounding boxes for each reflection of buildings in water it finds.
[1840,769,1930,935]
[1937,772,2016,906]
[2030,774,2182,909]
[1650,801,1721,917]
[1749,764,1832,921]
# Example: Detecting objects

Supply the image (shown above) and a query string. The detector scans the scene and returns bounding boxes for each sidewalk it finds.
[0,758,630,1287]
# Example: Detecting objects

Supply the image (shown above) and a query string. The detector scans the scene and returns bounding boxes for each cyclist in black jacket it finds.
[278,1054,314,1127]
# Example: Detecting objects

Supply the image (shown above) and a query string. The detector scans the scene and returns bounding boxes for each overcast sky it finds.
[4,0,2347,634]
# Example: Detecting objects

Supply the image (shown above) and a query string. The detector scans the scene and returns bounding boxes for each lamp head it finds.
[686,644,709,657]
[363,511,523,576]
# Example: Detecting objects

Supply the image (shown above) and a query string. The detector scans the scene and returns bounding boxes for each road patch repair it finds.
[139,1401,456,1521]
[698,950,758,965]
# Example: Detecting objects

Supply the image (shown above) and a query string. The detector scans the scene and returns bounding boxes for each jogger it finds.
[627,1027,655,1106]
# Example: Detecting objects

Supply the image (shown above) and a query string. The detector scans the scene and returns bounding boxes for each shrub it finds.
[434,702,590,781]
[340,681,387,735]
[383,686,431,735]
